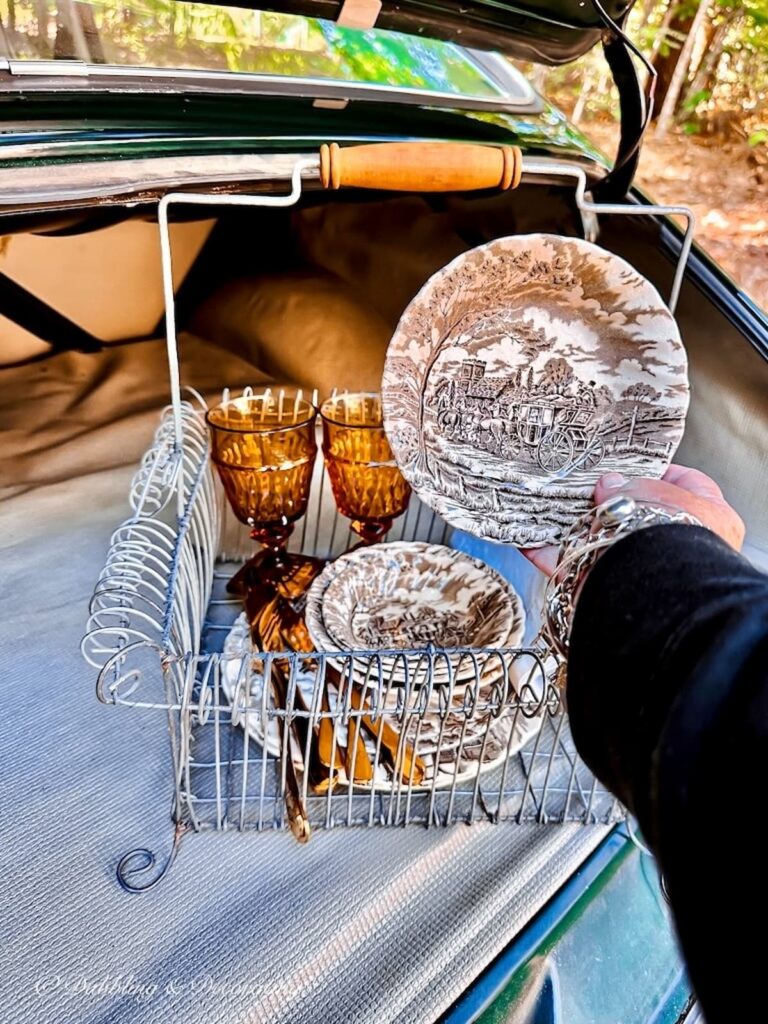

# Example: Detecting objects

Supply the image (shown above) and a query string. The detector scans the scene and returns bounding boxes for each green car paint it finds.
[0,91,604,168]
[444,829,692,1024]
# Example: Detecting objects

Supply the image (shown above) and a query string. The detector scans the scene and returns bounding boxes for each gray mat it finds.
[0,467,607,1024]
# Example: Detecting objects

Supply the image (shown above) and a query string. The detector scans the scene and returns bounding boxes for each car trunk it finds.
[2,178,766,551]
[2,167,767,1022]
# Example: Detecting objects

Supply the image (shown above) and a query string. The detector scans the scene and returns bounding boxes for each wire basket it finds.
[82,398,624,891]
[80,153,696,890]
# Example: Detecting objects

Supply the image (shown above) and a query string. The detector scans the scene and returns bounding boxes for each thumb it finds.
[595,470,720,509]
[594,471,745,551]
[594,473,675,507]
[594,473,630,506]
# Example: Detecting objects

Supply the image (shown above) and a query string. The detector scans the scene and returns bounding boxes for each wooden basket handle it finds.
[319,142,522,193]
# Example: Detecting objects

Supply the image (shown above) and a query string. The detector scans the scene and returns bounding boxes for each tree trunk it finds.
[683,8,738,108]
[54,0,90,61]
[572,68,596,124]
[655,0,711,138]
[651,2,695,116]
[650,0,676,63]
[34,0,49,56]
[416,308,476,458]
[75,1,105,63]
[686,12,714,83]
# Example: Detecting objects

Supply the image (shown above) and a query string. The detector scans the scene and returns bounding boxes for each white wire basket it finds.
[80,149,696,889]
[81,398,624,891]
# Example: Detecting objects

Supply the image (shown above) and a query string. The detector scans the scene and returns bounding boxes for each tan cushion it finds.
[292,191,582,328]
[292,198,468,328]
[190,271,392,399]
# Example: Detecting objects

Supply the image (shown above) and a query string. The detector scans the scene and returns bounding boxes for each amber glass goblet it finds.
[321,392,411,546]
[206,389,317,584]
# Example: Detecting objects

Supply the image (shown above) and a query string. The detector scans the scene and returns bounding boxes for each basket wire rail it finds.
[81,151,692,891]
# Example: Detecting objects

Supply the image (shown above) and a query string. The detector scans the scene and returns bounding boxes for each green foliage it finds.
[0,0,502,98]
[682,88,711,111]
[535,0,767,137]
[748,128,768,146]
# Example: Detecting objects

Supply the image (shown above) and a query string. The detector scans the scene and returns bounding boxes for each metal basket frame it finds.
[81,154,693,891]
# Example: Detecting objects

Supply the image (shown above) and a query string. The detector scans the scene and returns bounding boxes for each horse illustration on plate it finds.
[434,356,612,474]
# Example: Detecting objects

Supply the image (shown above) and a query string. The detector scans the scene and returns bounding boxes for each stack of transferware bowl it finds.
[221,542,543,790]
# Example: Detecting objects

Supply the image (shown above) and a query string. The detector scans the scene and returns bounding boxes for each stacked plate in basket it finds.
[222,542,544,791]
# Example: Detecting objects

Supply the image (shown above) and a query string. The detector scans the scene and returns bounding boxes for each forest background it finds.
[523,0,768,308]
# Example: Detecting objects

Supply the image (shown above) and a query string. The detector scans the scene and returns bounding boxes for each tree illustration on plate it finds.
[382,234,689,544]
[400,245,577,468]
[539,356,575,396]
[384,234,687,506]
[621,382,662,403]
[593,384,614,410]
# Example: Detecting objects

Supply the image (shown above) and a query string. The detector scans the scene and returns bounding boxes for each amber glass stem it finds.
[350,518,393,545]
[250,523,294,555]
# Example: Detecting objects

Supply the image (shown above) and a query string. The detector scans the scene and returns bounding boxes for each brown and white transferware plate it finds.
[325,610,526,690]
[382,233,689,546]
[305,542,524,684]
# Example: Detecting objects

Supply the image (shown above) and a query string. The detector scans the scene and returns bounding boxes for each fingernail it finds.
[601,473,628,491]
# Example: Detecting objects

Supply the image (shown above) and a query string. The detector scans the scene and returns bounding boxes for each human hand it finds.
[522,464,745,576]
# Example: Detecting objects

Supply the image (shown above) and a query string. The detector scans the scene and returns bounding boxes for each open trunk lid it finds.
[244,0,645,197]
[0,0,646,198]
[210,0,637,65]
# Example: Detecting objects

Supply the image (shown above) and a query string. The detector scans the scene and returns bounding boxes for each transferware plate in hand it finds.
[381,233,689,546]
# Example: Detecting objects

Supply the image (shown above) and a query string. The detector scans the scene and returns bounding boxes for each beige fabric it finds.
[677,324,768,553]
[293,197,468,326]
[0,334,271,499]
[0,220,214,364]
[190,271,392,399]
[603,224,768,555]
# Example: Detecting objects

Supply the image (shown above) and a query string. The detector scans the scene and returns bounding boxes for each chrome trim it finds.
[0,151,603,211]
[0,135,287,159]
[0,59,540,113]
[7,59,89,77]
[682,1003,704,1024]
[0,151,319,207]
[466,50,539,108]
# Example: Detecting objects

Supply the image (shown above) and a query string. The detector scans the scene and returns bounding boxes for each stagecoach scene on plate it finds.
[432,355,673,476]
[382,234,690,545]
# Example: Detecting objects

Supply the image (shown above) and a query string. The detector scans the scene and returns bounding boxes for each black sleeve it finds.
[568,524,768,1024]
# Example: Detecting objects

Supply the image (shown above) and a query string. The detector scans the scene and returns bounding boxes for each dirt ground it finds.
[581,120,768,312]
